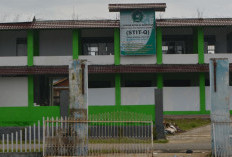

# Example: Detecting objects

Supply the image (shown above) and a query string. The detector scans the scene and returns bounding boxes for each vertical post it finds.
[155,88,165,140]
[157,73,163,89]
[20,130,22,152]
[38,120,40,151]
[33,123,36,152]
[2,134,4,153]
[209,58,230,156]
[16,132,18,152]
[69,60,88,155]
[114,28,120,65]
[156,27,163,64]
[7,134,9,152]
[199,72,206,113]
[43,117,45,156]
[25,128,27,152]
[27,30,35,108]
[11,133,13,152]
[27,30,34,66]
[73,29,80,59]
[115,74,121,107]
[194,27,204,64]
[29,126,31,152]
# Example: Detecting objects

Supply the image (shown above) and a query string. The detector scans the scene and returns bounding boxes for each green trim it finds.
[157,73,163,89]
[164,110,210,115]
[114,28,120,65]
[72,29,80,59]
[199,73,206,112]
[28,75,34,108]
[27,30,34,66]
[0,106,60,127]
[194,27,204,64]
[115,74,121,106]
[156,27,163,64]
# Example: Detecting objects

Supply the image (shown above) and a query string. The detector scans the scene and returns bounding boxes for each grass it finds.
[164,118,211,132]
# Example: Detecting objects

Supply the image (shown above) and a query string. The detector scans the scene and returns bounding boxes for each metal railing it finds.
[0,120,42,153]
[44,112,153,156]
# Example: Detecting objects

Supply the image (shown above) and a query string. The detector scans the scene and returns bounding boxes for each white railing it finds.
[0,112,153,156]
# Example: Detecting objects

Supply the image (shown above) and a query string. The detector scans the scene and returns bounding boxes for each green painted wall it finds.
[89,105,155,121]
[0,106,60,126]
[114,28,120,65]
[27,30,34,66]
[199,72,206,113]
[193,27,204,64]
[72,29,80,59]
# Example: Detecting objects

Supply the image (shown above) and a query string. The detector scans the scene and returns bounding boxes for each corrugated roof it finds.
[1,18,232,30]
[109,3,166,12]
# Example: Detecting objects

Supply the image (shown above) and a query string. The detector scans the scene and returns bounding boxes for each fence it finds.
[0,120,42,153]
[44,112,153,156]
[212,122,232,157]
[0,112,153,156]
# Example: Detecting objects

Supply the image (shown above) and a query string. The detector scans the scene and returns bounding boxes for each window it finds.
[16,38,27,56]
[205,35,216,54]
[125,80,152,87]
[162,35,193,54]
[164,80,191,87]
[82,38,114,55]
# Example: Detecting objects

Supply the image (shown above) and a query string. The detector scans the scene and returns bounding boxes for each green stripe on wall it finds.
[72,29,80,59]
[157,73,163,89]
[199,72,206,112]
[156,27,163,64]
[27,30,34,66]
[114,28,120,65]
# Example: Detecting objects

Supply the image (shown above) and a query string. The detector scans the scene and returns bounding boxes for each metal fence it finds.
[44,112,153,156]
[212,122,232,157]
[0,120,42,153]
[0,112,153,156]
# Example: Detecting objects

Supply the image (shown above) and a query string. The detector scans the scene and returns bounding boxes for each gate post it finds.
[209,58,230,156]
[69,59,88,155]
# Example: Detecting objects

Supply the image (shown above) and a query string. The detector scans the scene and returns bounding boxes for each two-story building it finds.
[0,3,232,126]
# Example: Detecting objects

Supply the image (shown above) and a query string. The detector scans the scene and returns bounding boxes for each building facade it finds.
[0,3,232,126]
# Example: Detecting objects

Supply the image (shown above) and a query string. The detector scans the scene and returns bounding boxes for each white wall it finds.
[121,87,155,105]
[121,56,157,64]
[204,54,232,63]
[34,56,72,65]
[163,54,198,64]
[0,31,27,56]
[88,88,115,106]
[163,87,200,111]
[79,55,114,65]
[0,77,28,107]
[0,57,27,66]
[39,30,72,56]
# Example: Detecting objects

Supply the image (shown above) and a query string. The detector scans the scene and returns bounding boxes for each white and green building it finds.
[0,3,232,126]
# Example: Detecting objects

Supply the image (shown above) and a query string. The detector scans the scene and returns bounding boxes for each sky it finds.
[0,0,231,22]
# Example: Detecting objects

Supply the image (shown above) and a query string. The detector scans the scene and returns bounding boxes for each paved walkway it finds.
[153,124,211,153]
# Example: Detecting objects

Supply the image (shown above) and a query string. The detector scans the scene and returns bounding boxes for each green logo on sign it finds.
[132,10,143,22]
